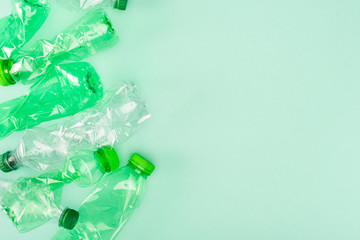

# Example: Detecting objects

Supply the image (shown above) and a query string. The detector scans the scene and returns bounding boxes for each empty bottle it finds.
[0,8,119,86]
[0,175,79,233]
[0,83,149,172]
[52,153,155,240]
[53,0,128,11]
[0,62,103,140]
[1,145,120,187]
[0,0,50,58]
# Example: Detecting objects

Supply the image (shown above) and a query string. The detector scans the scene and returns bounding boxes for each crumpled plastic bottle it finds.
[0,83,149,172]
[0,8,119,87]
[0,62,103,140]
[51,153,155,240]
[53,0,128,11]
[0,0,50,58]
[1,145,120,187]
[0,174,79,233]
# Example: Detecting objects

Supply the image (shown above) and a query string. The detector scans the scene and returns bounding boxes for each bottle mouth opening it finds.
[103,14,117,34]
[114,0,128,10]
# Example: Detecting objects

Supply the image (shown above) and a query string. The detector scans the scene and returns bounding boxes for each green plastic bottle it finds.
[0,175,79,233]
[0,8,119,86]
[0,0,50,58]
[0,62,103,140]
[52,153,155,240]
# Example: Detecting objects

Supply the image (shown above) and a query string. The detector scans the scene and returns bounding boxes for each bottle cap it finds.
[0,152,13,173]
[114,0,128,10]
[59,208,79,230]
[129,153,155,176]
[0,60,15,87]
[95,146,120,173]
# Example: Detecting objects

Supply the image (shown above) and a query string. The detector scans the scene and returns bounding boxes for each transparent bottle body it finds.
[8,8,119,85]
[0,0,50,58]
[64,149,106,187]
[0,62,103,140]
[0,175,65,233]
[51,165,148,240]
[9,83,149,173]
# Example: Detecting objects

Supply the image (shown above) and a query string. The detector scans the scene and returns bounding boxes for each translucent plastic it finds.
[1,83,149,175]
[0,62,103,140]
[63,149,110,187]
[52,164,149,240]
[0,0,50,58]
[52,0,128,11]
[4,8,119,85]
[0,174,66,233]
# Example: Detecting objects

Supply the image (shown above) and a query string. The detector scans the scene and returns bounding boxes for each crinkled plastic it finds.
[51,162,150,240]
[0,174,74,233]
[0,8,119,86]
[62,149,111,187]
[0,0,50,58]
[52,0,128,11]
[0,83,150,185]
[0,62,103,140]
[62,145,121,187]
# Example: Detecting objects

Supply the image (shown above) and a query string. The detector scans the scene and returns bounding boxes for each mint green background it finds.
[1,0,360,239]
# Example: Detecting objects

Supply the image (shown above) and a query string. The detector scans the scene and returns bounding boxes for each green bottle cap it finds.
[114,0,128,10]
[129,153,155,176]
[59,208,79,230]
[0,60,15,87]
[95,146,120,173]
[0,152,13,173]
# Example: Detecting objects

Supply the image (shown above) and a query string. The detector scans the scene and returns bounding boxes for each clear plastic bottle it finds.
[1,145,120,187]
[53,0,128,11]
[0,8,119,86]
[51,153,155,240]
[0,62,103,140]
[0,175,79,233]
[0,83,149,173]
[0,0,50,58]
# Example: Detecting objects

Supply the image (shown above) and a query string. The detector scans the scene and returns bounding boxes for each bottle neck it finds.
[127,162,149,178]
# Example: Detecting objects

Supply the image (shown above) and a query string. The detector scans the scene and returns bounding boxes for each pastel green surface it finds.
[1,0,360,240]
